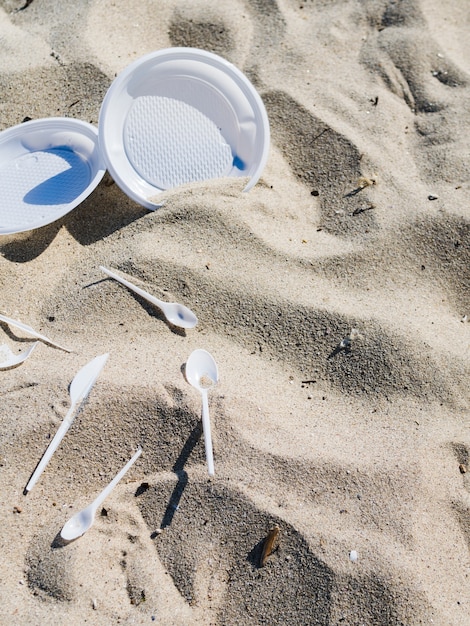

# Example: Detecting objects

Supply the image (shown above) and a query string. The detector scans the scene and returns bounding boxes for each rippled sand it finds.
[1,0,469,624]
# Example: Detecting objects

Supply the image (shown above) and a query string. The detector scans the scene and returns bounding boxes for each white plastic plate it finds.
[0,118,105,235]
[99,48,270,209]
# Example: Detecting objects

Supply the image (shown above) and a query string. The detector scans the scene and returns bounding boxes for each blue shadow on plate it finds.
[23,147,91,205]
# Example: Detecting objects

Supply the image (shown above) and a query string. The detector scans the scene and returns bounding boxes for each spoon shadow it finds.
[51,530,71,549]
[158,422,203,531]
[0,321,41,345]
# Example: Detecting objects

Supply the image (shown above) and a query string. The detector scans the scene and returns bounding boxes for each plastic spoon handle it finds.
[90,447,142,511]
[0,314,70,352]
[25,404,76,492]
[100,266,165,309]
[201,388,215,476]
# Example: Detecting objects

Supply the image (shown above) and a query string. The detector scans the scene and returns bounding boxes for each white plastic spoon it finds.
[25,353,109,493]
[0,342,38,369]
[185,349,219,476]
[0,314,70,352]
[100,266,198,329]
[61,447,142,541]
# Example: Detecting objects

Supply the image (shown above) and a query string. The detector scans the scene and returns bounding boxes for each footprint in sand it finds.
[135,477,433,624]
[360,0,470,183]
[137,480,333,623]
[25,500,168,616]
[262,90,376,238]
[23,375,435,622]
[22,385,203,615]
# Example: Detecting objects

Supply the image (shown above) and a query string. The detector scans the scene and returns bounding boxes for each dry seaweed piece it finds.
[260,525,280,567]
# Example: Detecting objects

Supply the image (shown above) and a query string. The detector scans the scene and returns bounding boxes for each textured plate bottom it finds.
[123,95,233,190]
[0,148,91,232]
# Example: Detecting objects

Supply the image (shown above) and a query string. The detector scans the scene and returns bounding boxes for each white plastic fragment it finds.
[340,328,362,349]
[0,342,38,369]
[349,550,358,563]
[0,343,14,364]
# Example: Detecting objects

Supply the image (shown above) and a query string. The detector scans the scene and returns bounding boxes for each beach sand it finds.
[1,0,469,624]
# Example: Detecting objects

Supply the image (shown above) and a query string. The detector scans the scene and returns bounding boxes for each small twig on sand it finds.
[352,205,375,216]
[344,176,377,198]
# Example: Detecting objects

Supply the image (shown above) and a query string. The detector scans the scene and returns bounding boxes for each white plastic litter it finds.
[100,266,197,329]
[61,447,142,541]
[25,353,109,493]
[99,47,270,208]
[0,48,270,232]
[0,118,105,235]
[0,342,38,369]
[185,349,219,476]
[124,95,233,189]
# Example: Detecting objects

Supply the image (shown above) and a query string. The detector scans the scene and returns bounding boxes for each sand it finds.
[0,0,469,624]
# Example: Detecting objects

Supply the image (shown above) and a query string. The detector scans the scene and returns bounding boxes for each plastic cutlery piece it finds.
[100,266,198,329]
[25,353,109,493]
[60,447,142,541]
[0,342,38,369]
[185,349,219,476]
[0,314,70,352]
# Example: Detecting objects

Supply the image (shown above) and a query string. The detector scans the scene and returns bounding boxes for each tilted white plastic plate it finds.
[99,47,270,209]
[0,118,105,235]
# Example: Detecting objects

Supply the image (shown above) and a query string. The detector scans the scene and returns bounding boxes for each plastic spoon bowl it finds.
[185,349,218,476]
[61,447,142,541]
[100,266,197,329]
